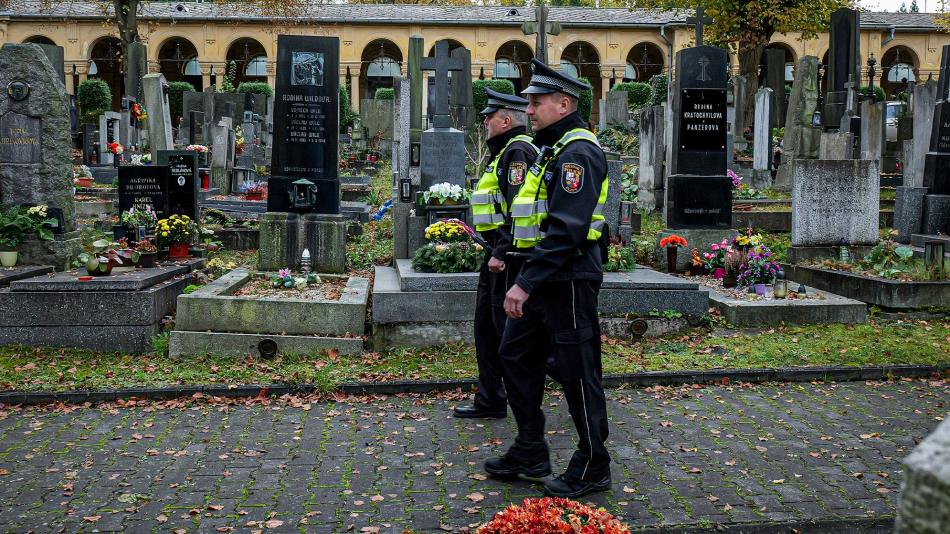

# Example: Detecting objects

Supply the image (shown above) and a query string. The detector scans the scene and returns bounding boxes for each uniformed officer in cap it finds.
[454,89,539,419]
[484,59,611,498]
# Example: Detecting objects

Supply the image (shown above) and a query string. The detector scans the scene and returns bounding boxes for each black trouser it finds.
[472,255,523,409]
[498,279,610,481]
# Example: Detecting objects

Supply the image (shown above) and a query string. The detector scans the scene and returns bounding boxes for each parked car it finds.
[885,100,905,142]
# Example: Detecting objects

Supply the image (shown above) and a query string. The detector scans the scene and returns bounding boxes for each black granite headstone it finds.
[823,8,860,131]
[82,124,98,165]
[156,150,199,219]
[936,45,950,102]
[118,165,169,218]
[763,48,786,127]
[667,175,732,229]
[269,35,340,214]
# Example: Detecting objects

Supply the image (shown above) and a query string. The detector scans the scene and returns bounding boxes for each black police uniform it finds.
[456,91,538,419]
[486,60,611,498]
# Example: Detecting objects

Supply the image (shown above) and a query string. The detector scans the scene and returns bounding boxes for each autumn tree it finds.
[623,0,851,124]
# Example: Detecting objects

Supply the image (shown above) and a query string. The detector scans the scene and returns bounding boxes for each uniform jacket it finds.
[480,125,536,262]
[514,111,608,294]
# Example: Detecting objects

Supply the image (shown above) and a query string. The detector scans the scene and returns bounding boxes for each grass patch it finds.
[0,320,946,393]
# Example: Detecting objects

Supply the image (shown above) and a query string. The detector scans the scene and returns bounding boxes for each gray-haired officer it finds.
[453,89,539,419]
[483,59,611,499]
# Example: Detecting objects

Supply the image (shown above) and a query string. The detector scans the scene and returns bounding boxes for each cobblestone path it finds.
[0,379,946,533]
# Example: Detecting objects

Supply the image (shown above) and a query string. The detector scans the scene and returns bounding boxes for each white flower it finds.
[294,277,308,290]
[27,205,47,217]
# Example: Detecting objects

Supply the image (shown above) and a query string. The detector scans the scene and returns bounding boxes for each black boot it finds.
[543,473,611,498]
[453,404,507,419]
[484,456,551,482]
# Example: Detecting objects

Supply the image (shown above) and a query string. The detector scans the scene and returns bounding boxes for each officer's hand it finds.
[504,284,529,319]
[488,256,505,273]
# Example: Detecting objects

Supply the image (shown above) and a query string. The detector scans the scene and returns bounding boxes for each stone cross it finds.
[844,74,857,115]
[521,0,561,65]
[686,6,713,47]
[420,40,465,128]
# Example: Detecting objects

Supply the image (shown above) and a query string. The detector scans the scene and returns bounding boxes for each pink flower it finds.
[278,268,291,278]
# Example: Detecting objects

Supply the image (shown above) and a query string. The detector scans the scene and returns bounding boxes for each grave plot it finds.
[169,268,368,358]
[371,260,708,347]
[0,260,203,353]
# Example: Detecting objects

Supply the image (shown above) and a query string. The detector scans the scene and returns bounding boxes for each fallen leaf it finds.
[467,492,485,502]
[755,446,768,453]
[370,495,384,502]
[723,503,733,512]
[860,433,881,439]
[83,516,101,522]
[156,514,168,523]
[470,473,487,481]
[0,469,9,476]
[707,495,719,502]
[264,519,284,528]
[208,504,224,511]
[361,527,380,534]
[623,486,635,493]
[327,349,340,361]
[772,479,785,484]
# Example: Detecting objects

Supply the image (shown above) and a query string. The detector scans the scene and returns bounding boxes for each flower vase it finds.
[0,251,18,267]
[722,272,737,288]
[138,252,157,268]
[666,247,678,273]
[168,243,190,259]
[753,283,767,296]
[713,267,726,279]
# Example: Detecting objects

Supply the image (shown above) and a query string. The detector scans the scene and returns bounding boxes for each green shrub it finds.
[77,79,111,124]
[340,86,357,133]
[166,81,195,122]
[611,81,652,109]
[860,85,887,102]
[577,77,593,123]
[648,75,669,106]
[374,88,394,100]
[472,79,515,116]
[237,82,274,97]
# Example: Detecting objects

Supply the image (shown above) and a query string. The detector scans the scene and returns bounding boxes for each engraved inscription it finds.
[0,112,41,164]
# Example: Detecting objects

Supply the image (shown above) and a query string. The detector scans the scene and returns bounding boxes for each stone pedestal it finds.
[922,194,950,235]
[17,232,82,271]
[258,212,347,273]
[790,159,879,247]
[894,186,929,244]
[895,416,950,533]
[654,228,738,272]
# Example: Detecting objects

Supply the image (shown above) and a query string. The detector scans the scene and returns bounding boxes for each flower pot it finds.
[112,224,128,242]
[666,247,679,273]
[86,259,113,276]
[753,283,767,296]
[722,272,737,288]
[245,192,264,201]
[74,177,94,188]
[168,243,190,259]
[713,267,726,279]
[138,251,157,268]
[0,251,18,267]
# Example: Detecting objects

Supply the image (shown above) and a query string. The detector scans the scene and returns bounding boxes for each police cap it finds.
[521,58,591,99]
[479,88,529,116]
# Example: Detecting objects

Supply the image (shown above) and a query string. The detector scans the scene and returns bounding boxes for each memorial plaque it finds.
[0,111,41,164]
[118,166,169,218]
[679,89,727,152]
[667,175,732,229]
[269,35,340,214]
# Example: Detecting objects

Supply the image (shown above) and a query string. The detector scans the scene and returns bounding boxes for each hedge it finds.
[577,77,593,123]
[860,85,887,102]
[340,85,357,133]
[77,79,111,124]
[472,79,515,116]
[611,81,652,110]
[237,82,274,98]
[375,88,394,100]
[167,81,195,122]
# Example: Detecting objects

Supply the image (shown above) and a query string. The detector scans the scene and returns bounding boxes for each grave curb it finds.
[0,364,947,406]
[634,516,893,533]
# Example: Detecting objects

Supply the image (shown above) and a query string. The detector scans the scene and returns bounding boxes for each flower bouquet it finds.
[271,268,320,290]
[131,102,147,122]
[155,214,196,259]
[701,239,731,279]
[107,141,124,167]
[121,206,158,235]
[732,229,762,251]
[476,497,630,534]
[737,244,781,295]
[422,182,469,205]
[240,181,268,201]
[412,219,484,273]
[185,144,209,153]
[659,234,688,273]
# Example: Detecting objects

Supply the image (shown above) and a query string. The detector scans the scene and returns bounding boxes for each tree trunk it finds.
[739,43,765,135]
[115,0,139,65]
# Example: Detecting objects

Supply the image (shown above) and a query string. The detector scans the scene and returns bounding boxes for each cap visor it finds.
[521,85,557,95]
[479,106,499,115]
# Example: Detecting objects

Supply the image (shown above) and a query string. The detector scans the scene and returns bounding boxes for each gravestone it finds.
[34,43,65,88]
[82,123,98,165]
[142,73,174,159]
[923,94,950,195]
[763,48,786,127]
[606,91,630,128]
[450,47,474,130]
[98,111,121,165]
[156,151,199,220]
[666,45,731,228]
[791,159,879,247]
[359,98,394,142]
[637,104,665,211]
[604,159,622,240]
[908,81,937,188]
[819,131,853,159]
[0,44,76,240]
[859,100,885,164]
[210,117,234,192]
[823,8,860,131]
[752,87,773,189]
[731,76,747,152]
[774,56,820,191]
[118,165,169,218]
[894,186,928,243]
[419,40,466,190]
[181,91,208,145]
[189,111,205,145]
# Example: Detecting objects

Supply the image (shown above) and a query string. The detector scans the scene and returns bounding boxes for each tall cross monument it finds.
[420,40,465,129]
[521,0,561,64]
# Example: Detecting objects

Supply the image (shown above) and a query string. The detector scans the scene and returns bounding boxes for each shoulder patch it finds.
[508,162,526,185]
[561,163,584,194]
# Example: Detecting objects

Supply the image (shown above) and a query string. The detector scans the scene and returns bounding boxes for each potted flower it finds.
[0,205,57,267]
[73,165,94,188]
[241,182,267,201]
[422,182,469,206]
[733,228,762,252]
[659,234,688,273]
[78,239,136,276]
[737,244,781,295]
[701,239,731,279]
[120,206,158,241]
[134,238,158,268]
[723,249,745,288]
[412,219,484,273]
[107,141,124,167]
[141,153,152,165]
[112,238,141,272]
[155,214,196,259]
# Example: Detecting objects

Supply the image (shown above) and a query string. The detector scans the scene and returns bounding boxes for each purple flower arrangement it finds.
[727,169,742,189]
[736,245,781,287]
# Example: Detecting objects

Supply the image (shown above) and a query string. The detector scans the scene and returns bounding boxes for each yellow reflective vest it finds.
[511,128,608,249]
[470,134,537,232]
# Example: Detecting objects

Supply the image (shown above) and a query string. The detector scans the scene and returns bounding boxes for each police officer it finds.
[454,89,538,419]
[484,59,611,499]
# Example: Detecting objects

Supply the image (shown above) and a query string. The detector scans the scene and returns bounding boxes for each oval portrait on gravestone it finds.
[7,81,30,101]
[177,176,186,186]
